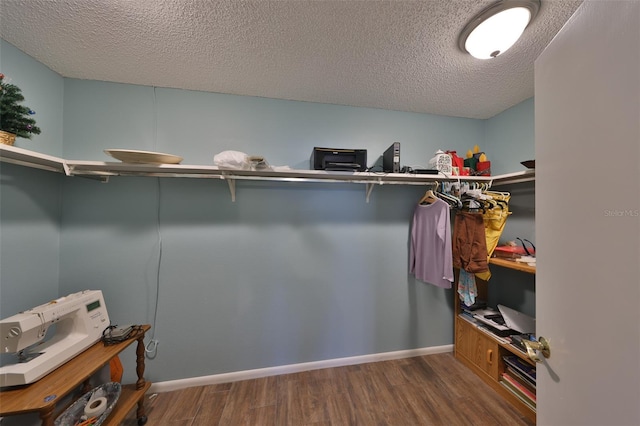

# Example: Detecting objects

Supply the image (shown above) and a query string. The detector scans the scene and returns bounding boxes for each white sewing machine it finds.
[0,290,110,387]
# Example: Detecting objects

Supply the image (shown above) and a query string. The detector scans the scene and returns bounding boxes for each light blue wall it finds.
[484,99,536,316]
[484,97,535,247]
[60,176,457,382]
[0,40,64,320]
[484,97,535,175]
[0,40,64,156]
[59,79,485,382]
[1,41,536,385]
[0,164,62,320]
[62,80,156,160]
[62,79,483,166]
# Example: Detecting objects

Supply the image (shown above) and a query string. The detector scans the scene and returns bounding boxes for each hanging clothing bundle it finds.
[409,188,454,288]
[452,211,489,273]
[458,269,478,307]
[409,183,511,297]
[481,191,512,258]
[451,184,512,304]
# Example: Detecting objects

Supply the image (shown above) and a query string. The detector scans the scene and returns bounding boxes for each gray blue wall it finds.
[1,39,535,384]
[483,98,536,316]
[484,97,535,175]
[0,41,64,156]
[0,41,64,322]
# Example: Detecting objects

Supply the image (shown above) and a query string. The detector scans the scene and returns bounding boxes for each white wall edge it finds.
[149,345,453,394]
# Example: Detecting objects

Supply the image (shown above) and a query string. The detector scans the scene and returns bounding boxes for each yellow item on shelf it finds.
[473,144,480,154]
[479,153,487,162]
[466,150,473,159]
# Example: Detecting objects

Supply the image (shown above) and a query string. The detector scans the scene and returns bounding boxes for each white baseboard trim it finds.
[150,344,453,394]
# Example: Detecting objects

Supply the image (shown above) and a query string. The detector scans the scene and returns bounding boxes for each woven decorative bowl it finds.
[0,130,16,146]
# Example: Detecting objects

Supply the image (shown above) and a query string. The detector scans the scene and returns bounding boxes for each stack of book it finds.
[501,355,536,411]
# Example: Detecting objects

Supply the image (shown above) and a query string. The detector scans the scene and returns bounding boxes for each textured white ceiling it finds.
[0,0,582,119]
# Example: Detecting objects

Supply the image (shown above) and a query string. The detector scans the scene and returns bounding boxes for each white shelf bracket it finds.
[365,179,385,203]
[62,161,71,176]
[225,177,236,202]
[365,183,375,203]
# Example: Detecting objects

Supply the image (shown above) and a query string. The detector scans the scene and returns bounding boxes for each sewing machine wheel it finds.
[137,415,148,425]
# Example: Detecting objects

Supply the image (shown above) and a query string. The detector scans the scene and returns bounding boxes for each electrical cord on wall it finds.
[365,165,386,174]
[145,86,160,357]
[144,176,161,357]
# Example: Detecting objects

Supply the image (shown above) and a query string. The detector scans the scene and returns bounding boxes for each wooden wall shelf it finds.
[489,257,536,274]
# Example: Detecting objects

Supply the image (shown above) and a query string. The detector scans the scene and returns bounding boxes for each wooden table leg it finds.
[39,405,55,426]
[135,334,146,390]
[135,333,148,425]
[136,397,148,425]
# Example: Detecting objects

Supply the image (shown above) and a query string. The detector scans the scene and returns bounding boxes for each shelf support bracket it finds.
[365,179,384,203]
[62,161,71,176]
[224,177,236,202]
[365,183,375,203]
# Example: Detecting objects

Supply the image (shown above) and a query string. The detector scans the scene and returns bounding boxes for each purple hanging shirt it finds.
[409,198,454,288]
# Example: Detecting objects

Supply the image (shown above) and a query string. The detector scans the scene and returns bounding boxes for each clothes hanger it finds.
[418,182,441,205]
[483,191,510,210]
[432,182,461,208]
[419,189,438,204]
[481,199,496,210]
[484,189,511,199]
[437,191,463,209]
[461,198,485,212]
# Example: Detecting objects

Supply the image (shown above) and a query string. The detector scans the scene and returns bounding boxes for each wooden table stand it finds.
[0,325,152,426]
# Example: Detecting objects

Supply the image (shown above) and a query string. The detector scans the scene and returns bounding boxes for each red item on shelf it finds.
[475,161,491,176]
[493,245,535,259]
[446,151,464,172]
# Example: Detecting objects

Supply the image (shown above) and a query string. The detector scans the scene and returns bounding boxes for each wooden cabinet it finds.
[456,318,500,379]
[454,261,536,423]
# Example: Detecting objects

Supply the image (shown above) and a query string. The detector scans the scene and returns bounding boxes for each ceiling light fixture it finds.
[458,0,540,59]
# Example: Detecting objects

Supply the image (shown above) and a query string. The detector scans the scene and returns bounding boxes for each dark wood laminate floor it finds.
[123,352,533,425]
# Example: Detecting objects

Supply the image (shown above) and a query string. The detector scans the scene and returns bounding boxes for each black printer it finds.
[311,147,367,172]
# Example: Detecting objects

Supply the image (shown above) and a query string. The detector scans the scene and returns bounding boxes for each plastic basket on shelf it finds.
[0,131,16,146]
